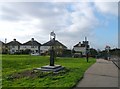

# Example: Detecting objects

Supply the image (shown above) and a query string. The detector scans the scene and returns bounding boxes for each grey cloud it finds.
[0,2,117,49]
[1,2,66,21]
[1,4,23,21]
[94,2,118,16]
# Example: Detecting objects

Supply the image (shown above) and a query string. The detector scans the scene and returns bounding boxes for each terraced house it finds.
[1,38,67,55]
[20,38,41,54]
[0,41,5,54]
[4,38,41,54]
[40,40,67,55]
[7,39,22,54]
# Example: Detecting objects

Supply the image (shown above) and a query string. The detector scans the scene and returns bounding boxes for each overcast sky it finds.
[0,1,118,50]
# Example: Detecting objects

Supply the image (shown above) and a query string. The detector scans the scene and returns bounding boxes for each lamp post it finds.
[85,37,89,62]
[50,31,56,66]
[105,45,110,60]
[97,49,101,58]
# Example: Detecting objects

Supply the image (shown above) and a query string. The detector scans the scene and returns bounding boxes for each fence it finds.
[111,55,120,69]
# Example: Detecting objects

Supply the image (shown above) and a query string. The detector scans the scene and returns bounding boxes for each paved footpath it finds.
[75,59,118,87]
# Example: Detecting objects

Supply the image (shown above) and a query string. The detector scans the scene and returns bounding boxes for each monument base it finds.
[34,65,64,72]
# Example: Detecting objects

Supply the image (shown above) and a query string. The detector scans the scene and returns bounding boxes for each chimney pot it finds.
[31,38,34,41]
[13,39,16,41]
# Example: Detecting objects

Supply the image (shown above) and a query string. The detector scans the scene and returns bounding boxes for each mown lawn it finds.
[2,55,96,88]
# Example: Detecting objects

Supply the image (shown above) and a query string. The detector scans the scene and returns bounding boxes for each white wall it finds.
[40,45,66,54]
[20,45,40,53]
[40,46,50,53]
[8,45,40,54]
[74,47,86,55]
[74,47,85,51]
[9,46,19,53]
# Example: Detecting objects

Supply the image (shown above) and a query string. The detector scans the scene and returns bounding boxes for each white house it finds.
[7,39,21,54]
[6,38,41,54]
[3,38,67,55]
[0,41,7,54]
[40,40,67,55]
[73,41,89,57]
[0,41,5,54]
[20,38,41,54]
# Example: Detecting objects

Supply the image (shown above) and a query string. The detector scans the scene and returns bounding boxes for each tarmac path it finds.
[75,59,118,87]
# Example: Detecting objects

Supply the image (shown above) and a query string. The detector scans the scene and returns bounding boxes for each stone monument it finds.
[35,31,64,72]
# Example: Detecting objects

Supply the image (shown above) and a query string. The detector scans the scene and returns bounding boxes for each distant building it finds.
[20,38,41,54]
[0,41,2,53]
[73,41,89,57]
[7,39,22,54]
[1,38,67,55]
[40,40,67,55]
[0,41,6,54]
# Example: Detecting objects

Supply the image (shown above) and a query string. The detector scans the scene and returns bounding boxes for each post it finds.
[105,46,110,60]
[50,47,55,66]
[50,31,56,66]
[85,37,89,62]
[86,49,88,62]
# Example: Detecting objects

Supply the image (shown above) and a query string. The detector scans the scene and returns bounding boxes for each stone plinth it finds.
[34,65,64,72]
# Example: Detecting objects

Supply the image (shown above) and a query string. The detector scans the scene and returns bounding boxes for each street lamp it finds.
[85,37,89,62]
[105,45,110,60]
[50,31,56,66]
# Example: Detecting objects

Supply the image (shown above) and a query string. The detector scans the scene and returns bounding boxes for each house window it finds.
[31,50,34,53]
[31,46,34,48]
[36,50,38,53]
[20,50,22,52]
[12,50,14,52]
[40,50,43,52]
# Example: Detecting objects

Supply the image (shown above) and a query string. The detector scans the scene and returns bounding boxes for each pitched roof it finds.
[74,42,85,47]
[0,41,5,47]
[0,41,5,45]
[7,39,22,46]
[74,42,89,48]
[42,40,67,49]
[23,38,41,46]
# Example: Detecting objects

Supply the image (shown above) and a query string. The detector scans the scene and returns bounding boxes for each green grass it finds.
[2,55,96,88]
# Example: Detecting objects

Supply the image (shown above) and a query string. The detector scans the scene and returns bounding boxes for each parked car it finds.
[30,53,40,56]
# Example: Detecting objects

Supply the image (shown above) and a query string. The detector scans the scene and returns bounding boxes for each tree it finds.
[21,49,32,54]
[89,48,98,58]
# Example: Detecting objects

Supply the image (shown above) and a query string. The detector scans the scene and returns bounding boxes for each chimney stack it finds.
[13,39,16,41]
[31,38,34,41]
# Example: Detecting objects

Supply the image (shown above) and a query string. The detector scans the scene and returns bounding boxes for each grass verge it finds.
[2,55,96,88]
